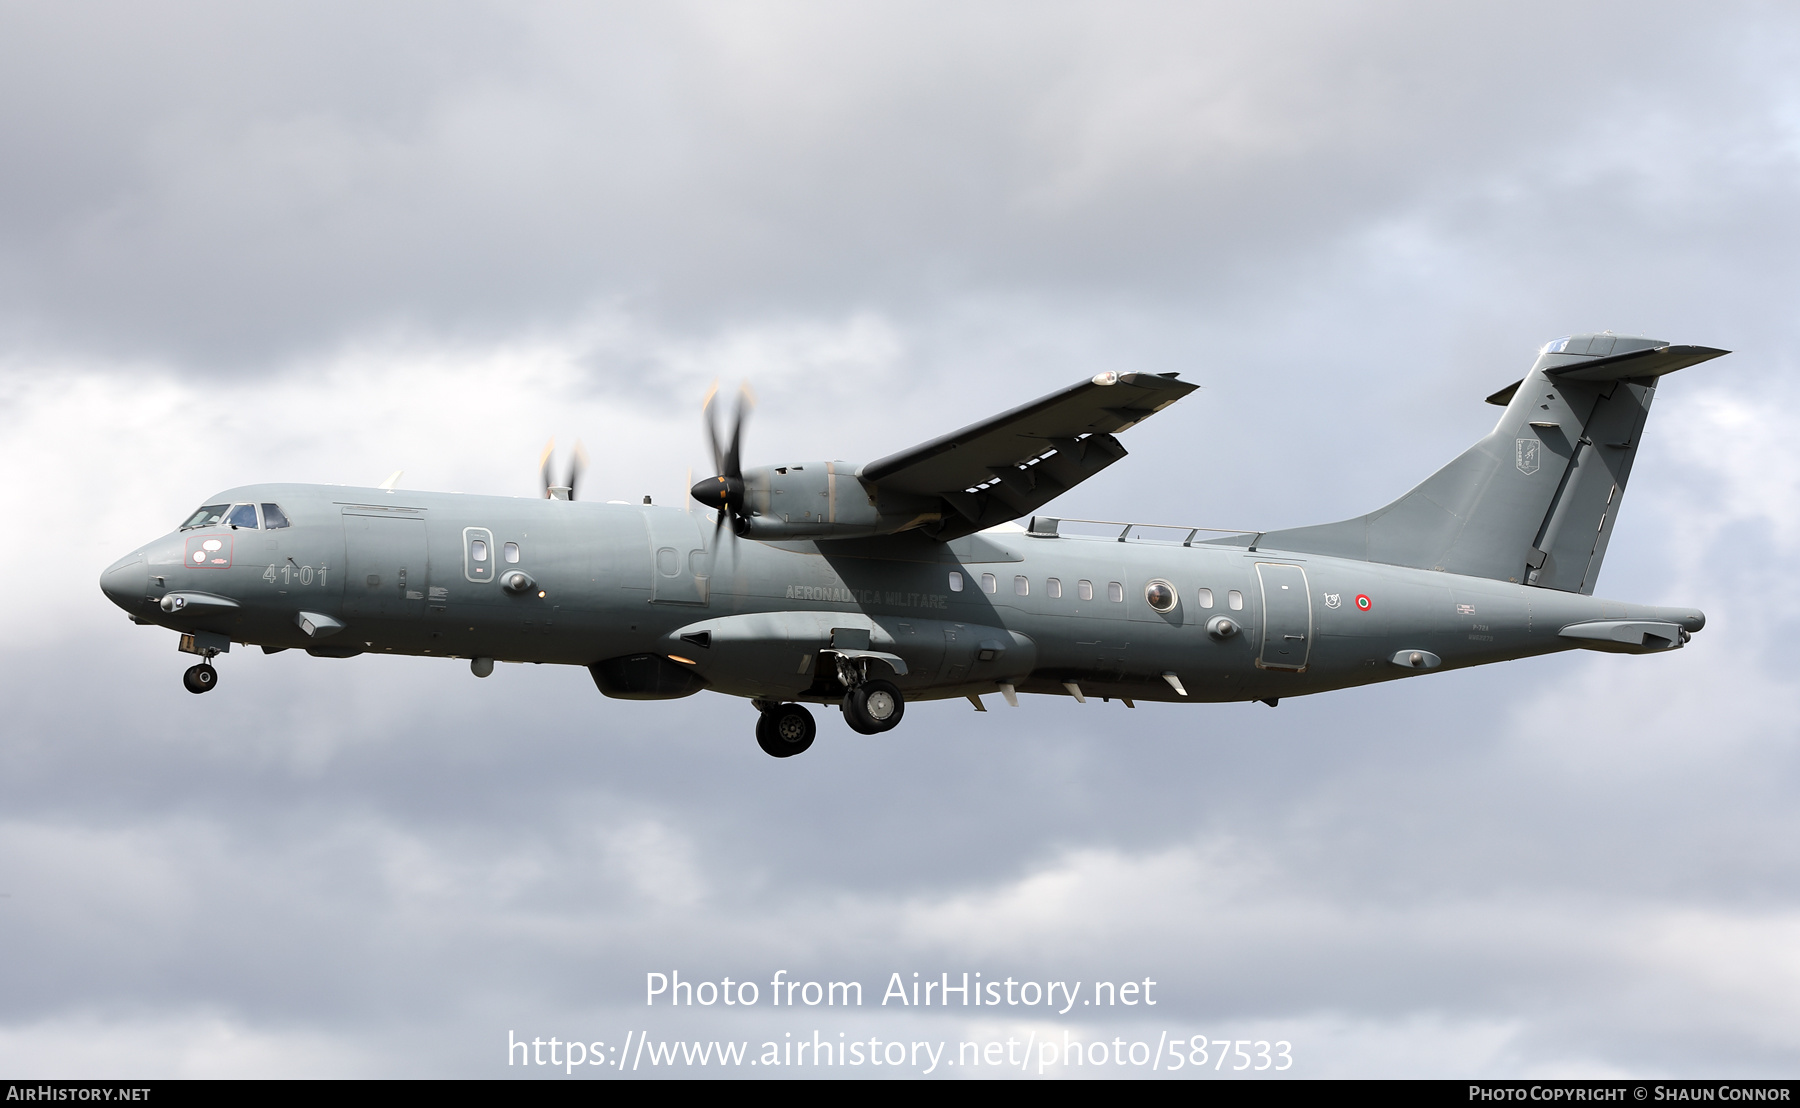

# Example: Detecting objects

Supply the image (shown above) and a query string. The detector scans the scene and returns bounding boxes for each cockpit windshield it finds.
[181,504,230,530]
[181,502,291,530]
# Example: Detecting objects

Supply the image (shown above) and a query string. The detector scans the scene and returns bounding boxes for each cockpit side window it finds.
[261,503,291,529]
[227,503,260,529]
[181,504,230,530]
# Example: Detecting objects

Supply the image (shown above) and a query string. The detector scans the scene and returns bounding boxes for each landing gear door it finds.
[1255,562,1311,671]
[645,510,710,606]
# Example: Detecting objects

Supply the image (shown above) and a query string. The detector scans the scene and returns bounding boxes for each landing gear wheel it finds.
[842,706,880,735]
[182,663,218,694]
[843,679,904,734]
[756,703,816,758]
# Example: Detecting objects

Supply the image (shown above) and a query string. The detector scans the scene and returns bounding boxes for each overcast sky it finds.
[3,0,1799,1078]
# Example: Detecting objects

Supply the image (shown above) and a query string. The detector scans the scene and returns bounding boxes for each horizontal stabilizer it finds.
[1548,344,1729,382]
[1487,343,1728,405]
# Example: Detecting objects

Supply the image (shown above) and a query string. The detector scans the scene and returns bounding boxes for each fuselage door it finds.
[343,510,430,619]
[644,510,709,606]
[1255,562,1311,671]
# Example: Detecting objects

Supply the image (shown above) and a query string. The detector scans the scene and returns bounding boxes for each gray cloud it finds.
[4,2,1797,367]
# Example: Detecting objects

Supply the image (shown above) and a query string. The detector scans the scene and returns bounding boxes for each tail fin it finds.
[1257,334,1727,594]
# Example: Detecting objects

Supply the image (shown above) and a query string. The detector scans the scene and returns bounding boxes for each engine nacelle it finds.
[736,461,938,540]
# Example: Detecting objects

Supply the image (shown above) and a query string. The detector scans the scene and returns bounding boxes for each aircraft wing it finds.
[860,371,1198,540]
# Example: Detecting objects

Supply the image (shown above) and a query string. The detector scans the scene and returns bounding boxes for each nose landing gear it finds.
[755,702,816,758]
[176,632,228,694]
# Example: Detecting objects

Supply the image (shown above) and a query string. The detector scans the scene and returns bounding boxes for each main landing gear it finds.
[751,673,908,758]
[756,702,817,758]
[182,663,218,694]
[842,678,904,735]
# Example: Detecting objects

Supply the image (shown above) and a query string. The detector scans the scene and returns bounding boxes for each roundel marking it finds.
[1355,594,1372,611]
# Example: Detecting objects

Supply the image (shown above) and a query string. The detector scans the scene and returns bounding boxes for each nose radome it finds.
[99,552,146,612]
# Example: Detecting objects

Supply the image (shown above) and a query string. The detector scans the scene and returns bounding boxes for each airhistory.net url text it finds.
[508,1030,1294,1075]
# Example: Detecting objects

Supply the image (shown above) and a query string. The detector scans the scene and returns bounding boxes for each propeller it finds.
[539,438,588,500]
[690,381,754,543]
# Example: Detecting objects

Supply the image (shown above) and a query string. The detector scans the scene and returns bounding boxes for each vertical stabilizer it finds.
[1255,334,1727,592]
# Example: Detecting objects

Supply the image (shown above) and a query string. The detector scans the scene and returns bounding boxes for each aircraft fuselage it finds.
[99,482,1705,709]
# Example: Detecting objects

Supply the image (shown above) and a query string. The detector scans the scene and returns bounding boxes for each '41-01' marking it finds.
[263,563,329,587]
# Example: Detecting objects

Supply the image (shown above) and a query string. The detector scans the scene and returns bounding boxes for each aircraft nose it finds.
[99,553,146,613]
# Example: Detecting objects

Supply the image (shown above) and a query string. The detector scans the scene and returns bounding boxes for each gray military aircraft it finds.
[100,332,1723,757]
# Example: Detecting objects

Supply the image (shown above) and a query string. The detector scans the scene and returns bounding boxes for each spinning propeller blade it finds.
[567,441,588,502]
[539,438,586,501]
[691,382,754,537]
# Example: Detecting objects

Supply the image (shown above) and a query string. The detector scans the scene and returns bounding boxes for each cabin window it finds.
[1047,577,1063,598]
[1077,579,1094,600]
[1014,575,1029,596]
[1228,589,1244,610]
[260,503,291,529]
[227,503,260,529]
[1197,587,1214,609]
[503,541,520,563]
[656,547,679,576]
[1107,581,1124,603]
[1145,580,1175,613]
[181,504,230,529]
[948,571,963,592]
[981,573,998,593]
[471,539,488,562]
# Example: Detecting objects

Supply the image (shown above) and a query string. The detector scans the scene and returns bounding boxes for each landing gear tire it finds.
[842,708,880,736]
[843,679,904,734]
[182,663,218,694]
[756,703,816,758]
